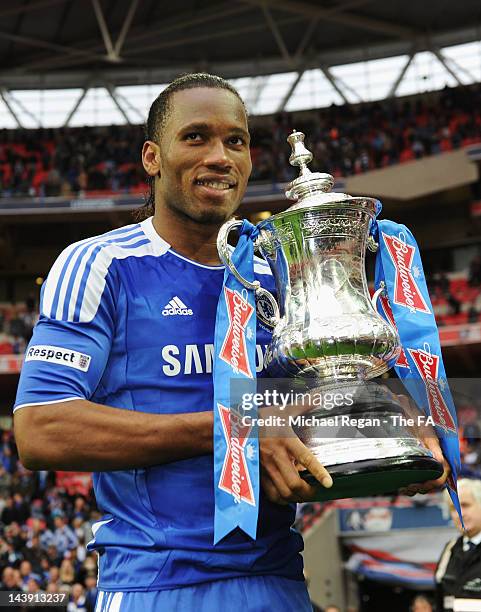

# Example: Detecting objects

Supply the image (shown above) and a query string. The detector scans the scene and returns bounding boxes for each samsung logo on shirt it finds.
[161,343,268,377]
[25,345,91,372]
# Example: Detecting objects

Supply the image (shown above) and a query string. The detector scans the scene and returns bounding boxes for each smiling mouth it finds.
[194,179,235,191]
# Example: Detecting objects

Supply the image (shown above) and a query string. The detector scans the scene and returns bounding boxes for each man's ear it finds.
[142,141,161,177]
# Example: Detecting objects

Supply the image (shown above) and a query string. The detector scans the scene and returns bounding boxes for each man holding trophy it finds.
[13,73,454,611]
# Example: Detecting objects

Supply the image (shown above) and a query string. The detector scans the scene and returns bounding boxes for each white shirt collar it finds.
[463,530,481,549]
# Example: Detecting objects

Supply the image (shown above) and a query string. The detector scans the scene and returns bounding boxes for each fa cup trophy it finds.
[217,131,444,501]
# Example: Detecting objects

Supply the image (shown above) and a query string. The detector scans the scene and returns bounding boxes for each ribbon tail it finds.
[213,220,260,544]
[373,218,463,525]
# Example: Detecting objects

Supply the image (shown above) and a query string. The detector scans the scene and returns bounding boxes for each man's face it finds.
[451,486,481,537]
[150,87,252,225]
[412,599,432,612]
[2,568,14,587]
[49,567,59,580]
[20,561,31,576]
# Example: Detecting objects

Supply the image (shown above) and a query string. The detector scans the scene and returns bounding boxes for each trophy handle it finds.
[217,219,280,328]
[371,282,385,311]
[217,219,260,291]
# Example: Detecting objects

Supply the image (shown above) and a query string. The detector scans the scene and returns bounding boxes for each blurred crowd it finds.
[428,269,481,326]
[0,251,479,357]
[252,84,481,183]
[0,125,145,199]
[0,430,98,611]
[0,297,38,356]
[458,403,481,479]
[1,84,481,197]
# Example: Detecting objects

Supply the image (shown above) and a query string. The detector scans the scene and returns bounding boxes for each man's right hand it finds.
[259,432,333,505]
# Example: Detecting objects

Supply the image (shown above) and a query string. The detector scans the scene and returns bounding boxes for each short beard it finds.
[165,195,236,226]
[191,208,230,225]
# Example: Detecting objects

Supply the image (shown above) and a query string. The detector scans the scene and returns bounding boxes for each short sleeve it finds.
[14,242,119,411]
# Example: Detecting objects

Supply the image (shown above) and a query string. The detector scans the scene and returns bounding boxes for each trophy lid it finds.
[286,130,336,205]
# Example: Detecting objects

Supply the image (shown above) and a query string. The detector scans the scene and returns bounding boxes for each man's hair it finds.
[410,594,433,611]
[136,73,245,221]
[443,477,481,507]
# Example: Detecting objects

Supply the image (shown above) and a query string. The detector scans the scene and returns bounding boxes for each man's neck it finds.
[152,211,223,266]
[465,529,481,544]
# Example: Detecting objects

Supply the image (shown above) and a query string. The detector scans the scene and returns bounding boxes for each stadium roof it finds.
[1,0,481,127]
[1,0,481,87]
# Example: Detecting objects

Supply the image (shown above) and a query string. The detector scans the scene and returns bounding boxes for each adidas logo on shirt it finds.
[162,296,193,316]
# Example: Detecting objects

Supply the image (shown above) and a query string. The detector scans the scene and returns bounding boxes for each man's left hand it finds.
[397,394,450,496]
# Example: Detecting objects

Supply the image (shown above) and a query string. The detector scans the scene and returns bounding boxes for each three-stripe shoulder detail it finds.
[41,224,167,323]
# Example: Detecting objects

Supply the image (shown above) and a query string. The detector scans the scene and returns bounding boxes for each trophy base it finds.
[300,454,444,501]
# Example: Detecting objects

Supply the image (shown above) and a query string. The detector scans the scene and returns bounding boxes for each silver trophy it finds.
[217,131,443,500]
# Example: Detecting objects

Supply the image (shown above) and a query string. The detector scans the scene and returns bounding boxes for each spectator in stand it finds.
[67,583,88,612]
[22,534,44,574]
[0,568,25,612]
[50,515,78,557]
[71,517,91,546]
[47,565,60,586]
[410,595,434,611]
[44,168,62,197]
[59,557,75,587]
[13,492,30,520]
[1,566,22,592]
[1,431,16,460]
[18,559,34,589]
[83,572,97,611]
[38,556,50,585]
[436,272,461,316]
[467,302,479,323]
[0,465,12,499]
[9,308,27,344]
[45,543,62,568]
[469,255,481,286]
[26,578,52,612]
[72,497,89,522]
[1,447,14,473]
[13,466,37,499]
[1,495,29,525]
[20,296,38,343]
[1,540,23,568]
[29,501,46,524]
[74,534,86,565]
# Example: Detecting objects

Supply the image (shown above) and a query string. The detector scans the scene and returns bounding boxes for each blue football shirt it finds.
[14,217,304,591]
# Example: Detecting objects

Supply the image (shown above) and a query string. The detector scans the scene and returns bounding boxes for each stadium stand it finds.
[0,428,98,610]
[2,84,481,198]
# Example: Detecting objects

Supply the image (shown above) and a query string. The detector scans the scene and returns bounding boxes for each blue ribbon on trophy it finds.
[213,220,260,544]
[371,214,462,519]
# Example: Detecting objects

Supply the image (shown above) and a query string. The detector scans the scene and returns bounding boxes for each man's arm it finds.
[13,399,332,503]
[13,399,213,471]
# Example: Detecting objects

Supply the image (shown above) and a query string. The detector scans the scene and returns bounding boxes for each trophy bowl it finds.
[217,130,444,500]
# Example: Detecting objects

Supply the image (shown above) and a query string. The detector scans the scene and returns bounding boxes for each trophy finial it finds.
[287,130,313,171]
[285,129,334,202]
